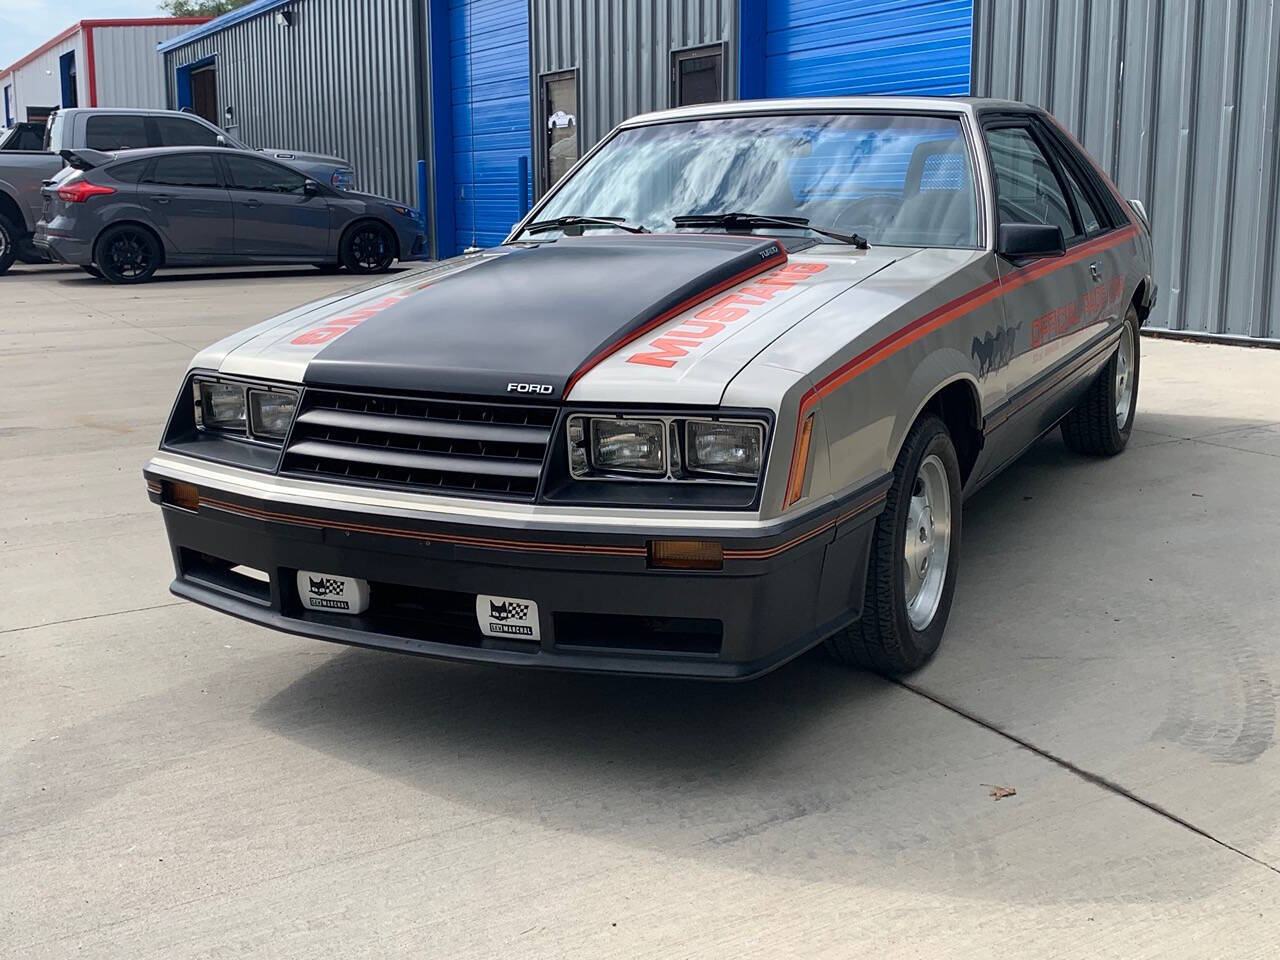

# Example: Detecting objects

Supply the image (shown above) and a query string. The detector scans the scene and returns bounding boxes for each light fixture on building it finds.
[275,9,294,27]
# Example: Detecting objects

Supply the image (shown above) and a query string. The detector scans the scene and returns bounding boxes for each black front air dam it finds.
[149,481,884,680]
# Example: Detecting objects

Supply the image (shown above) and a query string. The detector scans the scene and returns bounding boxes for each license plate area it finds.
[296,571,370,615]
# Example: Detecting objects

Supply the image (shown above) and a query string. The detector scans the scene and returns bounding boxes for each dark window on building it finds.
[540,70,578,194]
[223,155,307,194]
[191,66,218,125]
[672,46,724,107]
[59,51,78,108]
[85,115,149,150]
[985,125,1076,240]
[106,159,150,184]
[144,154,221,188]
[155,116,221,147]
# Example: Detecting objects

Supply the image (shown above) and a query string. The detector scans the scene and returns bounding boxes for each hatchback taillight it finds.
[57,181,117,203]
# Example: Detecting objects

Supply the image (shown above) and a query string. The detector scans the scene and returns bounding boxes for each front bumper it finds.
[144,458,887,680]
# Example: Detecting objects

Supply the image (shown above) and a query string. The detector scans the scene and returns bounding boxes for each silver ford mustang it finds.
[145,97,1156,680]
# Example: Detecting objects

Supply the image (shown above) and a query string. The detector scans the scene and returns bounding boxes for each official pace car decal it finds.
[625,261,829,368]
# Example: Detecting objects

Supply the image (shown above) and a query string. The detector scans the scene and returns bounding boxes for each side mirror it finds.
[998,222,1066,261]
[303,179,320,196]
[216,134,228,147]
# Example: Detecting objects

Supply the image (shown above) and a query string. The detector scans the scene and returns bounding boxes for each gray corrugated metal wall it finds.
[973,0,1280,341]
[94,24,196,109]
[530,0,736,192]
[165,0,424,205]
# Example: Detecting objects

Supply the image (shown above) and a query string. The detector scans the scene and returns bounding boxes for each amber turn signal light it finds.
[163,480,201,511]
[648,539,724,571]
[785,413,816,507]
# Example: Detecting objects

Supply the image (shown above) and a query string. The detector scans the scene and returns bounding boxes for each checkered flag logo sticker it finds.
[489,600,529,622]
[309,577,346,598]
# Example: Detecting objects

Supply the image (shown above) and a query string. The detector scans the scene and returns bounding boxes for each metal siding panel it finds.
[163,0,421,207]
[529,0,736,194]
[4,35,82,119]
[92,25,200,109]
[973,0,1280,341]
[762,0,974,98]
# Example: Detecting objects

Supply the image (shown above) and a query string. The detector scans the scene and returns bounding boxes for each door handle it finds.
[150,195,171,204]
[1090,261,1102,282]
[243,199,263,209]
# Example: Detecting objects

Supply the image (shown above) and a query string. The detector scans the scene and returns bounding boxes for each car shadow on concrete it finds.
[248,417,1278,905]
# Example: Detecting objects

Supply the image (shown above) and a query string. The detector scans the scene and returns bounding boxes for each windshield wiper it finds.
[671,212,868,249]
[523,215,649,235]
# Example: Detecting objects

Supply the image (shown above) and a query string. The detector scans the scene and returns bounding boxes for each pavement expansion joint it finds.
[895,678,1280,878]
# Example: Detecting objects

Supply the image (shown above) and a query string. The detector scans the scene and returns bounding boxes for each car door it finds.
[137,152,234,257]
[980,118,1096,469]
[219,154,330,259]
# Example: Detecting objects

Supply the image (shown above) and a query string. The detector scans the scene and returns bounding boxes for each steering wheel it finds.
[829,194,902,235]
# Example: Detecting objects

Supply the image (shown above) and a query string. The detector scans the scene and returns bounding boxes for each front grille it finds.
[281,388,556,500]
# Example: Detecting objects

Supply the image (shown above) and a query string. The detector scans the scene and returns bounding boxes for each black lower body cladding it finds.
[145,473,888,680]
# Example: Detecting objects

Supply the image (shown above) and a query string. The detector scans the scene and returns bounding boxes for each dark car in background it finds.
[34,147,425,283]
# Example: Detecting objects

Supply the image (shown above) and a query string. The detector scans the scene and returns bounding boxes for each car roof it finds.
[58,107,206,119]
[98,145,262,162]
[620,96,1037,127]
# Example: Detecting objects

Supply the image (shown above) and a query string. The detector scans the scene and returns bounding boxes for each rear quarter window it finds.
[106,159,149,183]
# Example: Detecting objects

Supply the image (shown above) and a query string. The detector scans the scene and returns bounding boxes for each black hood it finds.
[303,234,787,398]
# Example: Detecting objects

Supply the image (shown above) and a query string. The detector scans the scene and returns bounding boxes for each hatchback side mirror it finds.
[998,223,1066,261]
[303,179,320,196]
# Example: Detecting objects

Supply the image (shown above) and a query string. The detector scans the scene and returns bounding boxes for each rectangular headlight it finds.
[194,380,247,433]
[248,389,298,441]
[590,418,666,475]
[685,420,763,478]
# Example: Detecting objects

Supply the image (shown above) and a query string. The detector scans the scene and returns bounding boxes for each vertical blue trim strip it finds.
[59,51,77,108]
[738,0,767,100]
[427,0,455,259]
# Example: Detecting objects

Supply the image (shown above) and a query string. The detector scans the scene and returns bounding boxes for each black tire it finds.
[1061,305,1140,456]
[80,265,104,279]
[95,225,161,284]
[825,415,963,675]
[340,221,396,274]
[0,215,18,276]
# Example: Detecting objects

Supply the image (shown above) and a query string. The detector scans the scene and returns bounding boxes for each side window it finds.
[143,154,221,188]
[106,158,149,184]
[223,155,307,193]
[15,128,44,150]
[985,125,1077,241]
[84,115,149,150]
[1059,162,1103,235]
[155,116,221,147]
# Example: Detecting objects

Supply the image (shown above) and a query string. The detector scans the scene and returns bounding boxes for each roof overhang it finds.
[157,0,294,54]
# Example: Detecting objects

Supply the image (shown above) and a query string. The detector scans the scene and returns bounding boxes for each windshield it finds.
[518,113,980,249]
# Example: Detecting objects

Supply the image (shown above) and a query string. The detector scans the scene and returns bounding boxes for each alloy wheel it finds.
[903,453,953,631]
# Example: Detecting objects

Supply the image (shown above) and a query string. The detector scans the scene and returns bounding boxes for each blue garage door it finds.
[448,0,531,255]
[762,0,973,98]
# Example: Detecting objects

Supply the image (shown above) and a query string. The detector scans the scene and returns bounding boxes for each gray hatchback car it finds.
[35,147,426,283]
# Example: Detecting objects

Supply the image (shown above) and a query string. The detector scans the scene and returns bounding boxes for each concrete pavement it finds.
[3,263,1279,958]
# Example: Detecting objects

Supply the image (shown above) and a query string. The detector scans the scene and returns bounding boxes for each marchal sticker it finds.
[476,594,541,641]
[296,571,371,615]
